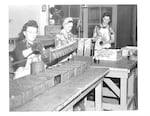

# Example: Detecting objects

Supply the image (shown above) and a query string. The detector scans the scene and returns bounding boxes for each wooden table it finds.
[12,67,109,111]
[72,56,137,110]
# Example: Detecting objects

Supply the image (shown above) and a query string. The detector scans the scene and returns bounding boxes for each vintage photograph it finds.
[9,4,137,111]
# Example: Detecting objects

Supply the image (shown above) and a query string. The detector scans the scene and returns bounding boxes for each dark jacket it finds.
[11,39,44,71]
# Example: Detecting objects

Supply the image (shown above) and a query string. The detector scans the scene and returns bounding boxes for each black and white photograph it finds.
[8,4,138,112]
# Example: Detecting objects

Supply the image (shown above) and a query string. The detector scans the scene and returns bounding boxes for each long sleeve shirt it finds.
[55,29,75,48]
[11,39,44,71]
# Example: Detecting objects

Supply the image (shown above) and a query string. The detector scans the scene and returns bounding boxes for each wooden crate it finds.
[64,62,82,77]
[68,61,89,73]
[46,67,69,83]
[9,75,47,110]
[58,65,75,79]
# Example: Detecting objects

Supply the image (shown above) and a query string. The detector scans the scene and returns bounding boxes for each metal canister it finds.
[31,61,45,75]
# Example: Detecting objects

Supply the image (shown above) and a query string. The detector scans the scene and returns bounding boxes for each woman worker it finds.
[93,12,115,52]
[11,20,46,79]
[55,17,75,48]
[54,17,77,62]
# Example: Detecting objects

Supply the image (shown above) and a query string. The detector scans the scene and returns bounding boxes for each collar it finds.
[100,24,109,29]
[23,39,33,48]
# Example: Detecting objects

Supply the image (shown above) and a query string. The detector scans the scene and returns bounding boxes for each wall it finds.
[116,5,137,48]
[9,5,48,38]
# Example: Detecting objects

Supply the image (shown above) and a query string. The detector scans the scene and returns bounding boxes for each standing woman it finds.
[93,13,115,51]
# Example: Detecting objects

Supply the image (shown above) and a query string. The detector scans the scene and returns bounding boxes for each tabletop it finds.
[72,56,137,72]
[13,67,109,111]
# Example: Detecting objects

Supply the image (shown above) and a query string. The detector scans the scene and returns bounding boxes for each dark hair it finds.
[101,12,112,24]
[22,20,38,32]
[18,20,38,40]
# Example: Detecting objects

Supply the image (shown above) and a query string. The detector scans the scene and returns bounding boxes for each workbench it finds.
[72,56,137,110]
[12,67,109,111]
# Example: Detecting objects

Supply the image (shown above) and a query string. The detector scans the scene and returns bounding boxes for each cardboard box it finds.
[95,49,122,61]
[121,46,137,56]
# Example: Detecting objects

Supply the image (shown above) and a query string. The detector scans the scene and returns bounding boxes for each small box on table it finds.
[121,46,137,56]
[94,49,122,61]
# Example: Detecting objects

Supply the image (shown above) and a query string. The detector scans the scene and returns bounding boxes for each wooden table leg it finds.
[120,77,128,110]
[95,81,103,111]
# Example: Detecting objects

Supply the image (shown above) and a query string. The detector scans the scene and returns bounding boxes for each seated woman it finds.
[11,20,46,79]
[55,17,76,48]
[93,13,115,52]
[54,17,77,63]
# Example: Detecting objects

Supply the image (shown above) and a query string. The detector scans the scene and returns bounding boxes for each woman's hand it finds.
[22,48,33,57]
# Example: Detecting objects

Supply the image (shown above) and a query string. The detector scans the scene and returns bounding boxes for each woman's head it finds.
[62,17,73,33]
[101,13,111,26]
[21,20,38,44]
